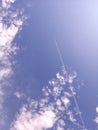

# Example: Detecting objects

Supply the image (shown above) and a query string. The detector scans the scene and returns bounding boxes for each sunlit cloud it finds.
[94,107,98,124]
[2,0,16,8]
[10,67,84,130]
[96,107,98,113]
[11,107,56,130]
[0,0,25,126]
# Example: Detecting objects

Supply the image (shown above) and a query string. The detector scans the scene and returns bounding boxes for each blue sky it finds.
[0,0,98,130]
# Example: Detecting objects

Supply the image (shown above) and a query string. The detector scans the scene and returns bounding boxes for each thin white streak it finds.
[54,40,87,130]
[55,40,65,68]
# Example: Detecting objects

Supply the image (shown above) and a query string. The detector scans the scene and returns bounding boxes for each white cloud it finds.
[56,119,65,130]
[0,0,25,127]
[61,96,70,108]
[68,71,77,84]
[10,106,56,130]
[14,92,26,99]
[0,19,23,47]
[0,68,12,80]
[94,107,98,124]
[96,107,98,113]
[2,0,16,8]
[94,117,98,124]
[56,72,66,85]
[10,70,83,130]
[67,110,76,123]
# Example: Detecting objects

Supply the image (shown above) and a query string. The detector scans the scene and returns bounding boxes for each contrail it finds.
[54,40,87,130]
[55,40,65,67]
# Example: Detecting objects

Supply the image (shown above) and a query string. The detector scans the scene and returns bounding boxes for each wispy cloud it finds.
[0,0,25,126]
[14,91,26,99]
[10,67,84,130]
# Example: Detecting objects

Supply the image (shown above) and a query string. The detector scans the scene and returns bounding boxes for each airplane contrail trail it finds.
[54,40,87,130]
[55,40,65,68]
